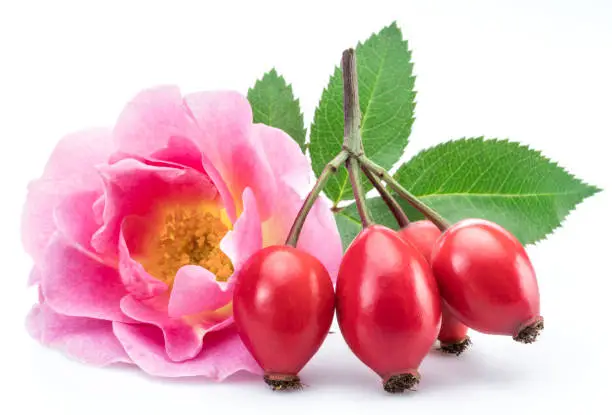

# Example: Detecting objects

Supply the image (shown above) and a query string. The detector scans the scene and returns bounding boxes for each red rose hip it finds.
[431,219,543,343]
[233,245,335,390]
[336,225,441,393]
[398,220,441,261]
[437,307,471,354]
[399,221,471,355]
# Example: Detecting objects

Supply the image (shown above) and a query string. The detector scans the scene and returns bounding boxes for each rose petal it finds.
[113,86,200,157]
[151,136,237,223]
[54,190,102,254]
[297,195,343,280]
[22,128,112,262]
[22,183,58,263]
[113,322,261,379]
[118,224,168,299]
[109,140,202,173]
[93,195,105,225]
[253,124,311,194]
[91,158,217,255]
[184,91,277,219]
[40,128,114,184]
[27,303,131,366]
[150,136,207,173]
[28,267,41,286]
[220,187,262,271]
[200,150,237,223]
[41,235,132,322]
[168,266,233,318]
[111,136,237,224]
[263,184,342,280]
[120,295,204,362]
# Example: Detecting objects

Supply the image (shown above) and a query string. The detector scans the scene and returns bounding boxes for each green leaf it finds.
[248,69,307,150]
[310,22,416,204]
[341,138,601,245]
[334,212,362,251]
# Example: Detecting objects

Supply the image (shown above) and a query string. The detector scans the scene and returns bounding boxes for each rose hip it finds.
[437,307,471,354]
[398,220,440,261]
[233,246,335,390]
[431,219,543,343]
[336,225,441,393]
[399,221,471,354]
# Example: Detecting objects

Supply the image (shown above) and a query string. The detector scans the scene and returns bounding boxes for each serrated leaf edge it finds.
[385,136,602,244]
[248,68,307,150]
[310,21,416,204]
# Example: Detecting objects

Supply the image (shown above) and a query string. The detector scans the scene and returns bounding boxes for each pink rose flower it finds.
[23,86,342,380]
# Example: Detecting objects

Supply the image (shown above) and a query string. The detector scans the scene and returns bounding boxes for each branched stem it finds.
[347,157,372,227]
[361,164,409,228]
[359,156,451,231]
[285,151,349,247]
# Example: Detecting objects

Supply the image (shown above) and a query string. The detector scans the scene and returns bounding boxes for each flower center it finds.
[140,203,234,286]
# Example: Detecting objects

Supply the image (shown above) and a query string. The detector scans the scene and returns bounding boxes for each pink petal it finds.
[41,235,132,322]
[111,136,237,224]
[54,190,102,254]
[113,86,200,157]
[40,128,114,184]
[28,267,41,286]
[108,142,202,173]
[120,295,204,362]
[184,91,277,219]
[150,136,207,173]
[220,187,262,271]
[91,158,217,255]
[253,124,311,193]
[297,196,343,279]
[151,136,237,223]
[200,150,237,223]
[263,184,342,280]
[22,128,112,262]
[117,223,168,299]
[93,195,105,225]
[168,266,232,318]
[22,182,62,264]
[113,322,261,379]
[27,303,131,366]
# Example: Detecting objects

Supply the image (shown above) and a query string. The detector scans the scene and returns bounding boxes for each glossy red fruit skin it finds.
[336,225,441,381]
[431,219,541,337]
[233,245,335,376]
[398,220,441,262]
[399,221,469,346]
[437,307,469,345]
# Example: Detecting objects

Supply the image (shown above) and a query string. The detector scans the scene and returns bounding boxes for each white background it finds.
[1,0,611,413]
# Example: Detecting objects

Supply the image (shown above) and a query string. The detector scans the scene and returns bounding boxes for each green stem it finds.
[347,157,372,227]
[359,156,451,231]
[361,163,409,228]
[285,151,349,247]
[341,48,372,227]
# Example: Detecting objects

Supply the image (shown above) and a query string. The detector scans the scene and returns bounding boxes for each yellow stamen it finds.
[138,203,234,286]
